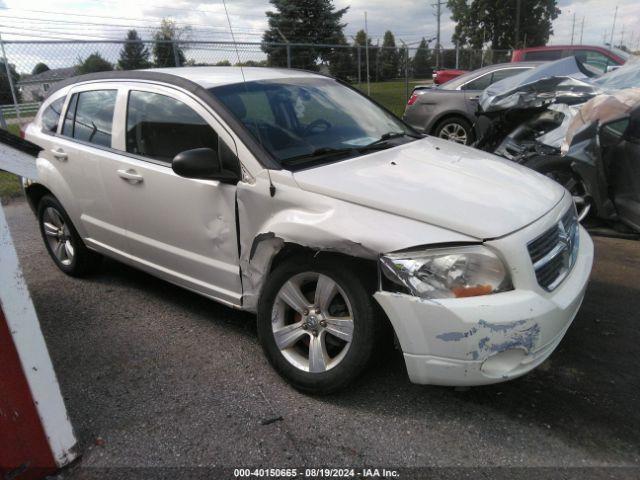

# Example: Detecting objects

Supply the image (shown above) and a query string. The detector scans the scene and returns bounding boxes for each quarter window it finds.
[490,68,528,83]
[126,90,218,163]
[41,97,65,133]
[61,90,117,148]
[461,73,492,91]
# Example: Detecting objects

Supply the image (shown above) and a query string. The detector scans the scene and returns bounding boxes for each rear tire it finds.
[257,255,382,395]
[433,116,475,145]
[37,195,101,276]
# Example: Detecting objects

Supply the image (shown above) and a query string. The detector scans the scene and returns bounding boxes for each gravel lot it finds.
[4,198,640,477]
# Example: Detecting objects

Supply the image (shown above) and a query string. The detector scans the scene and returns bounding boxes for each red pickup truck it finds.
[511,45,628,69]
[433,45,629,85]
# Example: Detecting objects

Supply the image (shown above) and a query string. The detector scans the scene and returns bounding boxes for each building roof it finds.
[19,67,78,85]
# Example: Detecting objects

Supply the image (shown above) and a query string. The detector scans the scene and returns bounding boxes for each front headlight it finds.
[380,245,512,299]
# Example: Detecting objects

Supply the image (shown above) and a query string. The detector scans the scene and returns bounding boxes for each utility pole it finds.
[364,11,370,96]
[515,0,521,48]
[620,24,625,48]
[580,17,585,44]
[570,13,576,45]
[609,5,618,48]
[433,0,445,69]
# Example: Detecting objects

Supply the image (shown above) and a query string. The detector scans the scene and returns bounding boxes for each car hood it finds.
[292,137,565,239]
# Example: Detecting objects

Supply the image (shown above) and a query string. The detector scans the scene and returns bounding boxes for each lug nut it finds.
[319,320,327,327]
[303,309,309,315]
[315,308,321,314]
[302,323,308,330]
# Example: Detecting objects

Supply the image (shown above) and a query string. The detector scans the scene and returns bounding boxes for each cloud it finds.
[1,0,638,52]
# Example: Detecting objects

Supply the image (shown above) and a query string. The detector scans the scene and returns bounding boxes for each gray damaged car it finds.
[475,57,640,233]
[402,62,542,145]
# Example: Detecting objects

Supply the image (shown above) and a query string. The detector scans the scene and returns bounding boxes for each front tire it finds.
[257,255,382,394]
[524,156,591,221]
[37,195,101,276]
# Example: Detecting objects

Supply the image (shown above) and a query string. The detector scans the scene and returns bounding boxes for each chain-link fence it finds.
[0,39,512,124]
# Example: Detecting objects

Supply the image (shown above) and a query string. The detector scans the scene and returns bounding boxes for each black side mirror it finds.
[172,148,238,183]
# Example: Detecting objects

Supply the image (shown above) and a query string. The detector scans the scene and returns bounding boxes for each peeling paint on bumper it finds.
[374,226,594,386]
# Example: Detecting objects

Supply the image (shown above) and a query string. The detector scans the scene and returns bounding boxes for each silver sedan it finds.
[403,62,542,145]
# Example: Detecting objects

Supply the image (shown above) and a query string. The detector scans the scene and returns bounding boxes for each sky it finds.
[1,0,639,72]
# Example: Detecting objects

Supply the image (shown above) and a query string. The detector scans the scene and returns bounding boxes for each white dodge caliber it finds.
[24,67,593,394]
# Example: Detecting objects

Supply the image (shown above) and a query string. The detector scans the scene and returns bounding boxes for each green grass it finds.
[357,80,428,117]
[0,124,24,199]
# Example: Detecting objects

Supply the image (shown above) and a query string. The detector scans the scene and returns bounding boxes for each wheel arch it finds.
[430,112,474,135]
[240,232,379,313]
[23,182,54,214]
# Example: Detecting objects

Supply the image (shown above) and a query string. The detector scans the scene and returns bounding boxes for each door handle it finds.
[117,169,144,183]
[51,148,67,161]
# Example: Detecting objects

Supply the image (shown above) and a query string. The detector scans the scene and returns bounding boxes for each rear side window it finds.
[126,90,218,163]
[41,97,65,133]
[61,90,116,148]
[490,68,528,84]
[524,50,562,61]
[461,73,492,91]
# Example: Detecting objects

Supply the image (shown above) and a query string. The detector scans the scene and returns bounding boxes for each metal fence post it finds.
[286,43,291,69]
[0,108,7,130]
[356,45,361,85]
[172,41,181,67]
[455,41,459,69]
[0,33,20,124]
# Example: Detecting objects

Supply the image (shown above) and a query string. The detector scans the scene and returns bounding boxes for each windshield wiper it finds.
[360,131,421,151]
[281,146,360,166]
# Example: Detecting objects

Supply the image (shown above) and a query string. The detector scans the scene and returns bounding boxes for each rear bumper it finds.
[374,226,593,386]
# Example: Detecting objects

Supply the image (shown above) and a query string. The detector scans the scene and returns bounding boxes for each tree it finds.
[0,60,20,104]
[447,0,560,49]
[413,38,432,79]
[262,0,348,70]
[118,30,151,70]
[77,52,113,74]
[32,63,50,75]
[378,31,400,80]
[153,19,186,67]
[215,60,232,66]
[328,33,353,81]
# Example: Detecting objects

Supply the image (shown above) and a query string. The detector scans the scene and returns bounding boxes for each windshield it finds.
[609,47,631,62]
[209,78,416,168]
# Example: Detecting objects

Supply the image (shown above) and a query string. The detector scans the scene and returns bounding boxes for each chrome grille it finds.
[528,207,580,291]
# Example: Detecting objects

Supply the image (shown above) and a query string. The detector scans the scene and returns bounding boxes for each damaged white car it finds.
[22,67,594,393]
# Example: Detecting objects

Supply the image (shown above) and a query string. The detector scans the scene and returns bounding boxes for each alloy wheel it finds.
[42,207,75,266]
[438,122,468,144]
[271,272,354,373]
[545,170,591,222]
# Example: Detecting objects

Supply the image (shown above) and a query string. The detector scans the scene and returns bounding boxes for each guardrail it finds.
[1,102,40,117]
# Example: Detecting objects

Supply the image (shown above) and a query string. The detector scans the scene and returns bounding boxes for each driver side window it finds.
[125,90,219,163]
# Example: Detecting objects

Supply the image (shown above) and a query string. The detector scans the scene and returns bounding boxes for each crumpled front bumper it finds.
[374,225,594,386]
